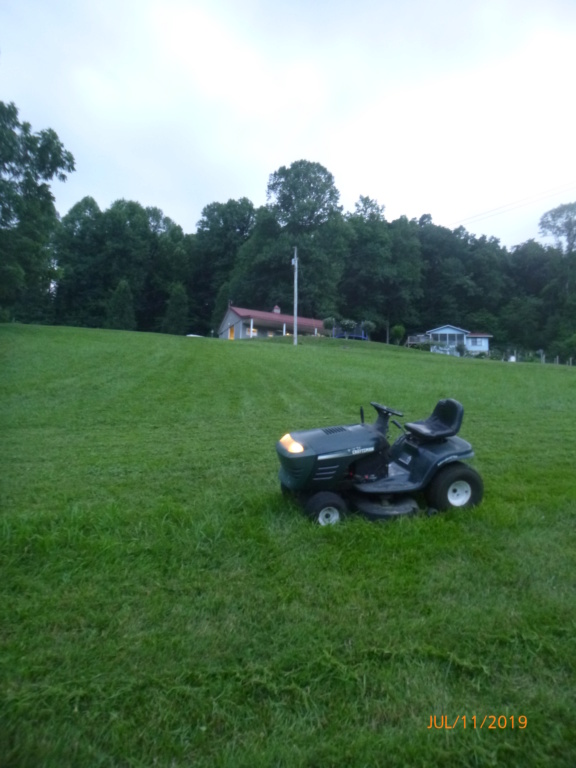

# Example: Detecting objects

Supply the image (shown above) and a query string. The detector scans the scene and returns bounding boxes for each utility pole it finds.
[292,247,298,346]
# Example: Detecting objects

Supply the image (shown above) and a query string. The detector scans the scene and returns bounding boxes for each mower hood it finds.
[276,422,386,492]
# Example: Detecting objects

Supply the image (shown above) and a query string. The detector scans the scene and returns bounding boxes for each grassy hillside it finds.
[1,324,575,767]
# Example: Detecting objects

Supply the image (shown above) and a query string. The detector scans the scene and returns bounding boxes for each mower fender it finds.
[391,435,474,488]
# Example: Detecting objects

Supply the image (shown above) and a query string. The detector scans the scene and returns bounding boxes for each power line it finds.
[450,182,576,228]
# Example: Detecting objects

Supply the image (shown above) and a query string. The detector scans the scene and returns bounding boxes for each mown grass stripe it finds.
[1,324,575,767]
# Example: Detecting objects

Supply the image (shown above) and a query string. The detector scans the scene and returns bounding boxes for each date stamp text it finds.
[428,715,527,730]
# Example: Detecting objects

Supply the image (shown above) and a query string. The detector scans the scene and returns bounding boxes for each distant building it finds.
[218,305,325,340]
[406,325,493,356]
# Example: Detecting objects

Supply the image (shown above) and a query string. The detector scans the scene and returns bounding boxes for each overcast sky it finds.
[2,0,576,248]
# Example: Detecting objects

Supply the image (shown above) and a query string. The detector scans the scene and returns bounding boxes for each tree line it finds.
[2,101,576,358]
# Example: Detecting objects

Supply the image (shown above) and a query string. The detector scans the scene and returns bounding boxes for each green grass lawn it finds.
[1,324,575,767]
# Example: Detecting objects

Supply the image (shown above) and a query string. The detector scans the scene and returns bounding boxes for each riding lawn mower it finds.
[276,398,483,524]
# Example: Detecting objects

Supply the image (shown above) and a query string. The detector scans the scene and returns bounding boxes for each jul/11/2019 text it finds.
[428,715,527,730]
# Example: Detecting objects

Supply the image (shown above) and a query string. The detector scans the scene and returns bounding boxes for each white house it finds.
[408,325,493,356]
[218,305,325,340]
[427,325,492,355]
[462,332,493,355]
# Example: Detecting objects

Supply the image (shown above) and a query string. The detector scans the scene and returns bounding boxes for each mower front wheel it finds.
[426,463,483,511]
[304,492,348,526]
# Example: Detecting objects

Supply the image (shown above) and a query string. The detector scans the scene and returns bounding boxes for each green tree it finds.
[222,207,286,318]
[500,296,544,349]
[53,196,106,326]
[54,197,154,328]
[390,324,405,345]
[100,200,152,304]
[54,198,191,332]
[220,163,347,323]
[384,216,423,334]
[228,187,348,321]
[465,309,500,339]
[55,198,152,328]
[339,197,392,334]
[295,217,349,318]
[539,202,576,254]
[266,160,342,234]
[417,219,470,330]
[107,279,136,330]
[139,208,189,332]
[162,282,189,335]
[339,318,357,339]
[462,234,510,322]
[507,240,561,298]
[0,101,75,316]
[550,331,576,361]
[361,320,376,338]
[193,197,256,333]
[323,317,336,335]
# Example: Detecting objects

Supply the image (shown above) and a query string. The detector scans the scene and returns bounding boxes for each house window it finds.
[471,338,480,346]
[433,332,463,345]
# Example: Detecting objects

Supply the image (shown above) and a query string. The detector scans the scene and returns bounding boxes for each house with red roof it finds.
[218,305,325,340]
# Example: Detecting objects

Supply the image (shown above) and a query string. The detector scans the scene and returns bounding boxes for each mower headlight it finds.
[280,433,305,453]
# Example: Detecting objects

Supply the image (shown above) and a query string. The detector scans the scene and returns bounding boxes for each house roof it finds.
[426,326,492,338]
[426,325,470,335]
[227,306,324,332]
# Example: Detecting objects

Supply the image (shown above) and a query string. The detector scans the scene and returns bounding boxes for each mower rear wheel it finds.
[304,492,348,525]
[426,463,483,510]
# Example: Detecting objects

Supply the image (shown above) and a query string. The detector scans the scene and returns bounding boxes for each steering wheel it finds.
[370,402,403,418]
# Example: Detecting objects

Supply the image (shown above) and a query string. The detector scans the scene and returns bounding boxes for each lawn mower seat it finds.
[404,398,463,442]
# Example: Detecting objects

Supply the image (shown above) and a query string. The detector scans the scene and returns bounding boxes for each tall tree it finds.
[162,282,189,335]
[107,279,136,330]
[138,208,189,332]
[224,208,294,317]
[266,160,342,233]
[339,197,393,332]
[224,163,347,322]
[53,198,191,332]
[534,209,576,347]
[0,101,75,317]
[417,218,471,330]
[507,239,560,298]
[193,197,256,333]
[460,234,509,325]
[53,196,106,326]
[296,216,349,317]
[500,296,545,349]
[100,200,152,304]
[384,215,423,333]
[54,198,152,327]
[262,160,346,317]
[539,202,576,255]
[226,207,348,320]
